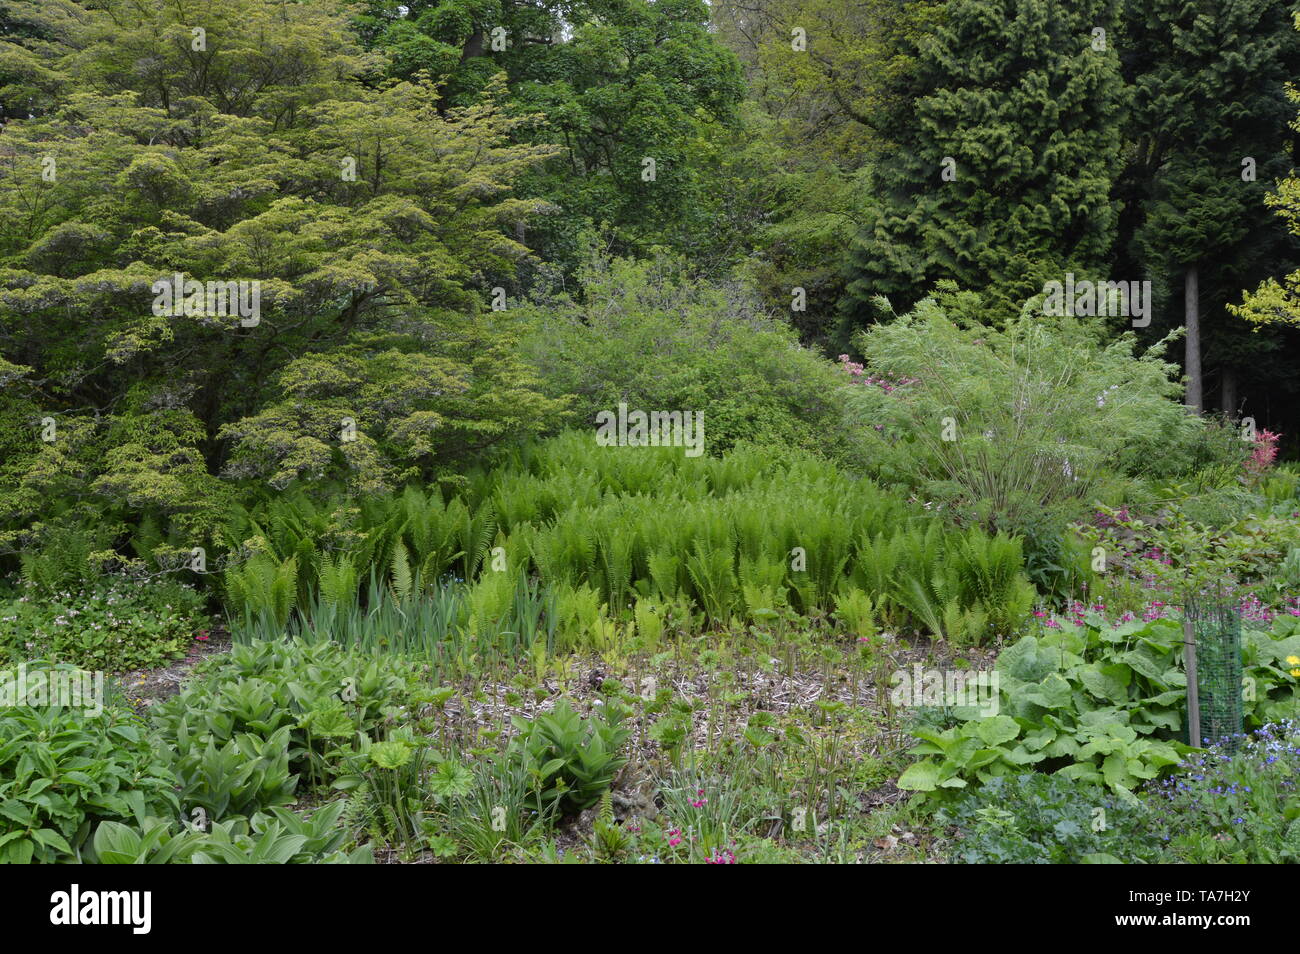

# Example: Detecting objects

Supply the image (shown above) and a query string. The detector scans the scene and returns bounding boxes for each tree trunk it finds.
[461,28,485,62]
[1184,265,1203,413]
[436,27,485,116]
[1221,366,1238,418]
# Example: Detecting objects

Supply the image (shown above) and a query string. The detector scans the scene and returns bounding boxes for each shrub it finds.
[520,256,859,459]
[847,284,1204,536]
[0,690,179,863]
[0,577,206,672]
[940,773,1165,863]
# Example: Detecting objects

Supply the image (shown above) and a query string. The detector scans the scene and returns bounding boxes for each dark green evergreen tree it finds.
[1122,0,1299,414]
[840,0,1128,328]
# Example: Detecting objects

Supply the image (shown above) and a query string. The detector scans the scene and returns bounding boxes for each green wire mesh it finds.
[1184,597,1244,750]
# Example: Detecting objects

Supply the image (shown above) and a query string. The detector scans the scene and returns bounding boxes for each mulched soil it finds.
[112,627,999,862]
[115,627,233,709]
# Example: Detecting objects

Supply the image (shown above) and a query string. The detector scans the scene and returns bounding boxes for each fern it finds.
[647,547,682,599]
[685,541,738,625]
[455,502,497,580]
[224,553,298,629]
[319,553,359,609]
[595,531,634,614]
[391,541,413,601]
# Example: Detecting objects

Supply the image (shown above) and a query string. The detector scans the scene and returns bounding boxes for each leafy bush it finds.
[940,773,1165,863]
[520,255,858,459]
[0,577,207,671]
[847,285,1205,536]
[0,0,565,532]
[0,693,178,863]
[152,639,423,792]
[507,698,631,815]
[1083,503,1300,605]
[899,611,1300,802]
[1245,614,1300,726]
[898,619,1190,799]
[88,800,373,864]
[1146,720,1300,863]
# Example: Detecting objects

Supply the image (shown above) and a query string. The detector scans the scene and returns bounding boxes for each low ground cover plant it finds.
[0,577,207,672]
[0,682,176,863]
[897,612,1300,800]
[940,773,1165,864]
[1145,720,1300,863]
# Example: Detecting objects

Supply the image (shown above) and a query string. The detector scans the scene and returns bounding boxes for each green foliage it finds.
[0,690,178,864]
[1241,614,1300,728]
[1131,0,1299,392]
[842,0,1127,320]
[89,800,373,864]
[349,733,436,849]
[233,569,557,671]
[507,698,630,815]
[940,773,1165,864]
[0,0,563,559]
[899,619,1190,800]
[365,0,746,267]
[848,288,1202,535]
[0,578,206,672]
[521,256,857,458]
[17,524,101,594]
[1147,721,1300,863]
[225,554,299,629]
[435,747,544,861]
[899,610,1300,802]
[151,639,422,792]
[220,433,1035,642]
[709,0,943,340]
[1084,503,1300,602]
[171,727,299,822]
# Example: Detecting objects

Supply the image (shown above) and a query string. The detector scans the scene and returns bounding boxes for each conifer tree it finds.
[1124,0,1299,413]
[840,0,1127,326]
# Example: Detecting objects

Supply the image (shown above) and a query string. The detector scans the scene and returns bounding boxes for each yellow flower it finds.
[1291,668,1300,678]
[1287,655,1300,666]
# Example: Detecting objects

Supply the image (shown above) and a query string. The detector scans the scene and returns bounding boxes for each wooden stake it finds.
[1184,617,1201,747]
